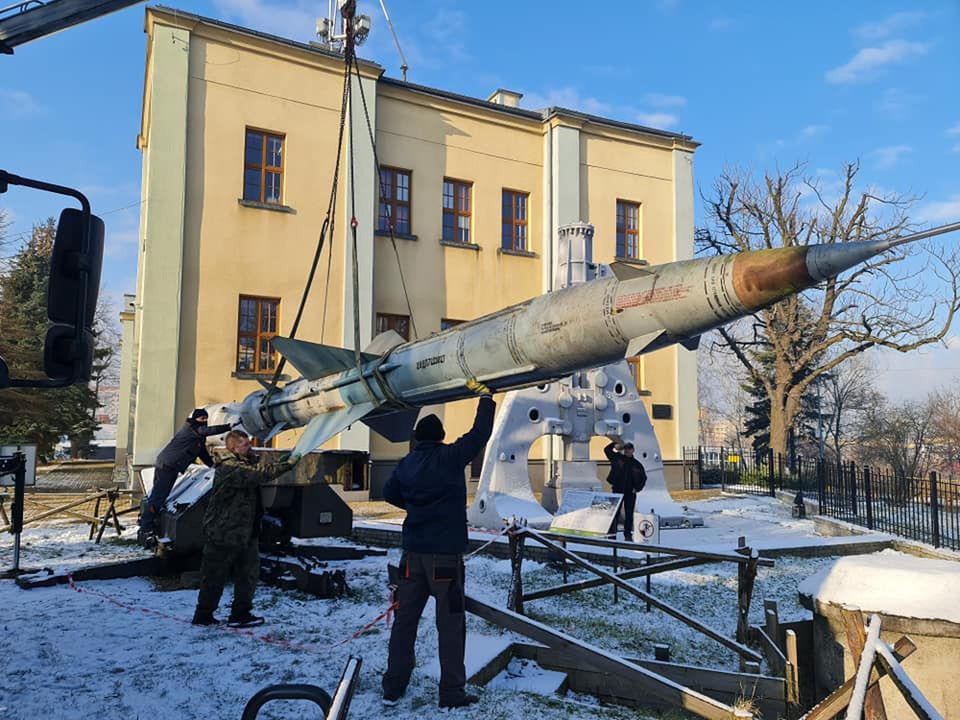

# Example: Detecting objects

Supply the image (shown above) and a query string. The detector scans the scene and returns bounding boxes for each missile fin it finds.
[364,330,407,356]
[361,408,421,442]
[680,335,701,351]
[292,401,377,456]
[609,261,654,281]
[625,330,666,358]
[263,422,287,443]
[272,337,378,380]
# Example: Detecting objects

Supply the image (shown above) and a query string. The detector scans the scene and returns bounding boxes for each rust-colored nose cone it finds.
[732,246,812,309]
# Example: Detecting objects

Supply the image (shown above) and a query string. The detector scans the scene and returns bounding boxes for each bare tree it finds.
[698,330,750,450]
[857,394,935,485]
[699,161,960,458]
[822,354,877,460]
[929,382,960,479]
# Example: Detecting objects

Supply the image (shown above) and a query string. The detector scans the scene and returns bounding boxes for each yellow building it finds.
[117,6,700,491]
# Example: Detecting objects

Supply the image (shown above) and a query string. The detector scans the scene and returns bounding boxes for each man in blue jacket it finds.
[381,379,495,709]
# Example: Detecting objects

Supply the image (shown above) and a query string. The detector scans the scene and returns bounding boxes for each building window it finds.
[376,312,410,341]
[440,318,465,331]
[378,167,412,235]
[501,189,529,251]
[237,295,280,373]
[243,128,284,204]
[442,179,472,244]
[616,200,641,259]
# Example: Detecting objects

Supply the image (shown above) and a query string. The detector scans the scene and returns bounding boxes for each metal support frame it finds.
[520,527,762,663]
[0,0,142,51]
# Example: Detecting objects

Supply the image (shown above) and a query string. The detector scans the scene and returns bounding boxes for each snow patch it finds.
[798,549,960,623]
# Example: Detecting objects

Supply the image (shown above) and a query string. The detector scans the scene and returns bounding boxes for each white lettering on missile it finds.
[416,354,446,370]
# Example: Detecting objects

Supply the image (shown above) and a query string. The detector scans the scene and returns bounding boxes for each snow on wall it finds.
[798,549,960,624]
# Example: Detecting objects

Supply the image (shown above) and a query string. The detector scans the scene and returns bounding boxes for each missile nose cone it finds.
[805,240,892,283]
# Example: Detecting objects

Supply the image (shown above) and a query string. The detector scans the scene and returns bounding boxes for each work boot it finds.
[191,611,220,626]
[381,692,403,707]
[226,612,265,628]
[439,693,479,709]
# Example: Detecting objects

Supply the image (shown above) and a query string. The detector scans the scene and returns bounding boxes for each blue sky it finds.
[1,0,958,399]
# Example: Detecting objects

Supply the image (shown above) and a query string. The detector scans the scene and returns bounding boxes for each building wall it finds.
[125,7,699,472]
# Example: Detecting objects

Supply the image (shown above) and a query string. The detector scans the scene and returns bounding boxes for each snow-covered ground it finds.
[0,496,896,719]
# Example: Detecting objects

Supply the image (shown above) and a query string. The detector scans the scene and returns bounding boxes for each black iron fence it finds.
[688,446,960,551]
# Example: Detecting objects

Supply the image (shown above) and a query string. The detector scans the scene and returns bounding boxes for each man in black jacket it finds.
[604,440,647,541]
[381,379,495,709]
[139,408,232,535]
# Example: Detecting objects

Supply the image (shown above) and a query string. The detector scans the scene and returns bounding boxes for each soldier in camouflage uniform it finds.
[191,430,299,628]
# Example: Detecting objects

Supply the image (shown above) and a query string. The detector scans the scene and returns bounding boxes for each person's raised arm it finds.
[449,380,496,467]
[383,465,406,509]
[604,441,619,462]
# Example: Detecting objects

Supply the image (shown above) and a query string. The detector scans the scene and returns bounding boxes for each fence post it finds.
[768,449,776,497]
[849,461,858,516]
[721,446,726,491]
[863,466,874,530]
[930,471,942,548]
[817,459,825,514]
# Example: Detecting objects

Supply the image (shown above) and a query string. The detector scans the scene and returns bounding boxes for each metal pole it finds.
[817,380,825,463]
[930,472,941,548]
[9,452,25,573]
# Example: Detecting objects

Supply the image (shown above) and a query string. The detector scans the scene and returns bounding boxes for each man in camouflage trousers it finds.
[191,429,299,628]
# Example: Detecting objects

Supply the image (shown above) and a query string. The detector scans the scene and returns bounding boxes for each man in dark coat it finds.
[604,440,648,541]
[139,408,232,535]
[381,379,495,709]
[191,429,298,627]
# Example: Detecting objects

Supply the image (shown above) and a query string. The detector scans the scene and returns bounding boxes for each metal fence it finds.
[689,446,960,551]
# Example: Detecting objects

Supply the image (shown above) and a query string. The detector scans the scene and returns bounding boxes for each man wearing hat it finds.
[381,378,495,710]
[604,440,648,541]
[139,408,233,537]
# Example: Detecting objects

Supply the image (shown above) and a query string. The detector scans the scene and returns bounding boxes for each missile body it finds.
[222,224,959,454]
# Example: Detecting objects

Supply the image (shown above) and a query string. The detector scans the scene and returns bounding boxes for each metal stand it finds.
[1,451,38,578]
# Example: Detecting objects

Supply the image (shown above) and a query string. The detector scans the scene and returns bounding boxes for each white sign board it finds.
[0,445,38,487]
[549,490,623,537]
[633,511,660,546]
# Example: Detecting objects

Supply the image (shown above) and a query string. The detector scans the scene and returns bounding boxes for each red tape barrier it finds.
[65,573,397,650]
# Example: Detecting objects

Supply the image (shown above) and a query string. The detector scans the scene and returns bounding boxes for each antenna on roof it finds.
[377,0,408,81]
[315,0,370,53]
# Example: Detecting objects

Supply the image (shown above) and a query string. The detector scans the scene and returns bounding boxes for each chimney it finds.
[486,88,523,108]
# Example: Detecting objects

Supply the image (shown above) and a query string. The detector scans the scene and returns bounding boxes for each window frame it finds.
[378,166,412,235]
[236,295,281,374]
[501,188,530,251]
[616,199,641,259]
[375,312,410,341]
[442,178,473,244]
[243,127,285,205]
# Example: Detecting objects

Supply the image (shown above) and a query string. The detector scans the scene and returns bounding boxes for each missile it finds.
[220,222,960,455]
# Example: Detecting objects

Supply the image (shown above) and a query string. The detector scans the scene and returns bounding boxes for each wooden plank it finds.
[801,636,916,720]
[754,626,786,676]
[764,600,781,648]
[536,529,775,566]
[874,640,943,720]
[465,595,748,720]
[523,556,708,602]
[848,614,882,720]
[840,607,887,720]
[512,642,786,719]
[785,630,800,719]
[0,492,109,532]
[522,529,762,663]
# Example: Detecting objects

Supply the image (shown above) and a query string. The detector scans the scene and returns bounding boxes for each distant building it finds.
[117,7,700,485]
